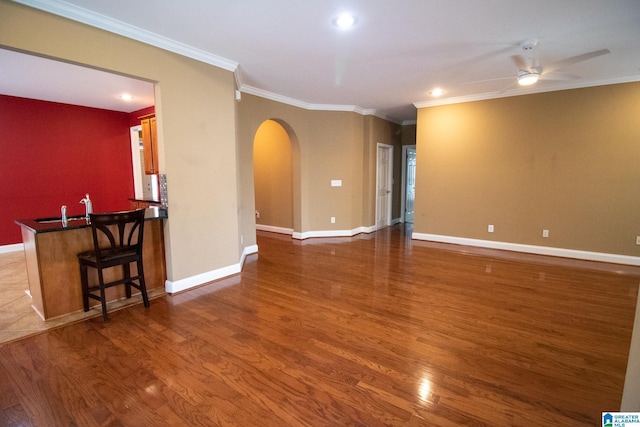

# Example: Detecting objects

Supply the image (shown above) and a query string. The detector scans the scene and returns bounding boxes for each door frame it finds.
[401,145,416,223]
[375,143,394,230]
[130,125,143,200]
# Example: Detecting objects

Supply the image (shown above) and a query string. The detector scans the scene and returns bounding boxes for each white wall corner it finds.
[241,244,258,263]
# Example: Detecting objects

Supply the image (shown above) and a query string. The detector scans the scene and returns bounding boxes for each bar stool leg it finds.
[123,263,132,299]
[80,263,90,312]
[138,260,150,308]
[97,270,109,322]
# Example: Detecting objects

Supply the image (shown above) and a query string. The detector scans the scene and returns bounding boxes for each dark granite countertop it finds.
[16,207,168,234]
[129,198,162,203]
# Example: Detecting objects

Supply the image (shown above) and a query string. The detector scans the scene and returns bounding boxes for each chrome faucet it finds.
[79,193,92,220]
[61,205,68,227]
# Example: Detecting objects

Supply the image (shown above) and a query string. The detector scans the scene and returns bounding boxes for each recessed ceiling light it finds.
[119,93,134,101]
[429,88,445,97]
[334,12,356,29]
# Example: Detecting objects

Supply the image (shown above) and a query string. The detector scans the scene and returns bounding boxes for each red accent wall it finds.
[0,95,136,245]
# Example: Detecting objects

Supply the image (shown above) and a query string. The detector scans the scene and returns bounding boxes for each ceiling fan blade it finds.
[544,48,611,74]
[541,71,580,81]
[463,75,513,85]
[498,79,519,94]
[510,54,529,71]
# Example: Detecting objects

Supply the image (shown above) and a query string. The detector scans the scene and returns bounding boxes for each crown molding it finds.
[414,75,640,109]
[13,0,238,72]
[239,84,402,124]
[15,0,405,125]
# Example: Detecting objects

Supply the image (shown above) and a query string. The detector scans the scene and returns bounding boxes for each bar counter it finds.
[15,208,167,320]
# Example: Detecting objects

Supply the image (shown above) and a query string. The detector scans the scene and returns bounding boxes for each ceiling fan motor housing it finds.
[517,69,540,85]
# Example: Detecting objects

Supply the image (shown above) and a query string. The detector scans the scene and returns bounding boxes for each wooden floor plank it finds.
[1,224,638,425]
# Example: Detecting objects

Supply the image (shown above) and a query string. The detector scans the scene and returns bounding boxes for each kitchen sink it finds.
[35,216,86,224]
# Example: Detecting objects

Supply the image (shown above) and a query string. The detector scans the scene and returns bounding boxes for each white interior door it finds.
[130,126,144,199]
[130,125,159,201]
[404,147,416,223]
[376,144,393,229]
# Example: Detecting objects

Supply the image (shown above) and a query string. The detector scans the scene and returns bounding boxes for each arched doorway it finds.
[253,119,296,235]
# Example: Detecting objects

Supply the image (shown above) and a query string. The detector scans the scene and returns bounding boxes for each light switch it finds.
[331,180,342,187]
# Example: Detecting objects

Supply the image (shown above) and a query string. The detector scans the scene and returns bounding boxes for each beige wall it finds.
[237,94,363,236]
[362,116,403,224]
[401,124,417,147]
[237,94,307,245]
[5,0,640,409]
[415,82,640,256]
[307,110,364,230]
[1,1,240,284]
[253,120,293,229]
[3,1,410,286]
[236,93,403,242]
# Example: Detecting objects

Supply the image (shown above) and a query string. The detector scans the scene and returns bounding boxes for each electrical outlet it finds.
[488,224,494,233]
[543,229,549,238]
[331,217,336,224]
[255,210,260,219]
[636,236,640,245]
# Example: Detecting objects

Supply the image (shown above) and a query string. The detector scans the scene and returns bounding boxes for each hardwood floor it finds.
[1,225,638,426]
[0,251,164,344]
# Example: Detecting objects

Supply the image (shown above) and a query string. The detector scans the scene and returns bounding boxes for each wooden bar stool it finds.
[78,209,149,321]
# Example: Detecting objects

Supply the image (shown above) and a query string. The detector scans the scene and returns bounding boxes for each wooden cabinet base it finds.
[21,219,166,320]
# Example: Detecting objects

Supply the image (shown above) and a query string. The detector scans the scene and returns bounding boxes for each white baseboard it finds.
[412,232,640,266]
[292,225,376,240]
[165,244,258,294]
[241,244,259,263]
[256,224,293,235]
[0,243,24,254]
[360,225,378,234]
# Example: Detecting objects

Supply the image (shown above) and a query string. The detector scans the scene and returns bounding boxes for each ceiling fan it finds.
[502,39,611,91]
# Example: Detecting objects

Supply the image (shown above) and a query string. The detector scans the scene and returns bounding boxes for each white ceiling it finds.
[0,48,155,113]
[6,0,640,122]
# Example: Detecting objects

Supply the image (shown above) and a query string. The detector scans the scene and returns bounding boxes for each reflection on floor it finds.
[0,250,164,345]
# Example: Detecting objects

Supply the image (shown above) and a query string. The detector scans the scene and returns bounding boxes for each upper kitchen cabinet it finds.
[140,114,159,174]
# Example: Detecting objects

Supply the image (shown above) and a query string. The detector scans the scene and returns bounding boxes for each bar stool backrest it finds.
[89,209,145,264]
